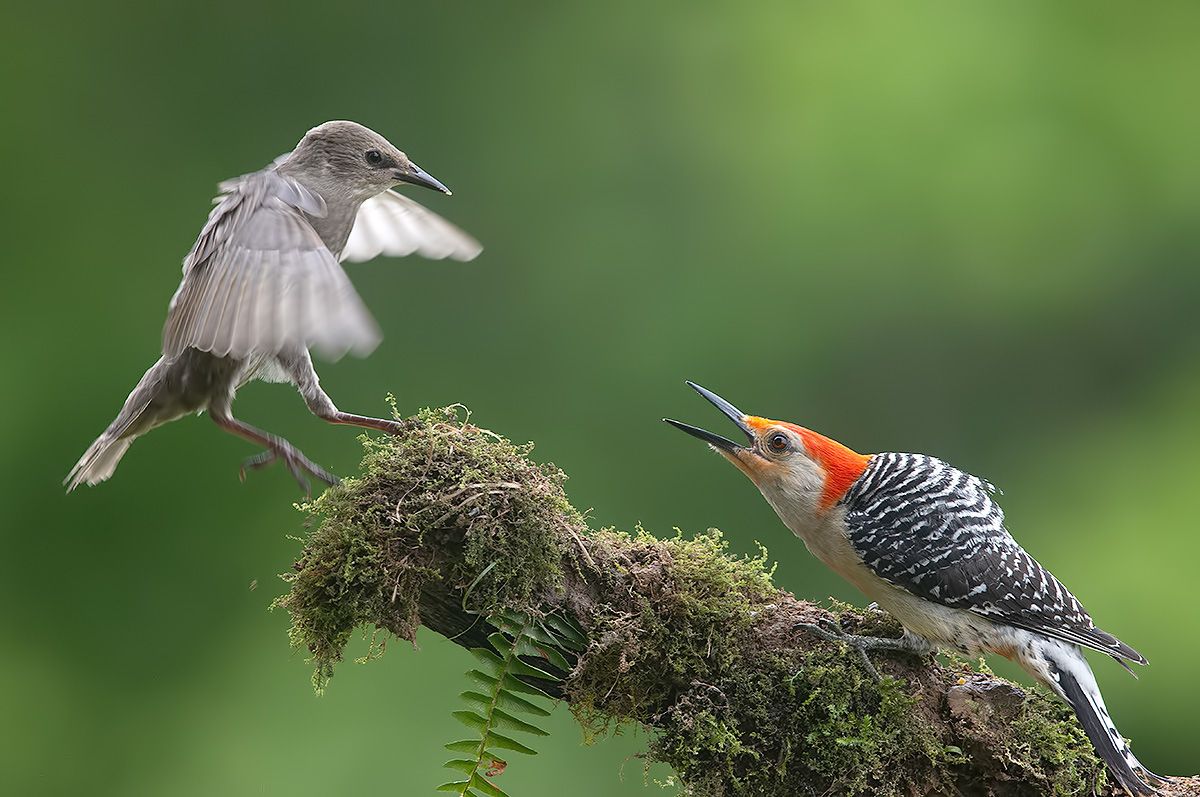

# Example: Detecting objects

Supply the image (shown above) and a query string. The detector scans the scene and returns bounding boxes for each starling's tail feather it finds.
[65,356,171,493]
[65,435,134,492]
[1049,648,1165,796]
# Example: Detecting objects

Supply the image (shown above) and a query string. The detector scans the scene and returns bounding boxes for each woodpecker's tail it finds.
[1039,642,1166,796]
[65,434,135,492]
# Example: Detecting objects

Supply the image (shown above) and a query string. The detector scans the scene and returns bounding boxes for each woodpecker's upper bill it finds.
[663,381,753,453]
[664,381,871,511]
[663,380,793,487]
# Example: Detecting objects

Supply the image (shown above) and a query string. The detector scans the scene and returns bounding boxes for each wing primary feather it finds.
[340,189,481,264]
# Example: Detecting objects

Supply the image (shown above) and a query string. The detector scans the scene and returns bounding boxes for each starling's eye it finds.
[767,432,789,453]
[364,149,384,166]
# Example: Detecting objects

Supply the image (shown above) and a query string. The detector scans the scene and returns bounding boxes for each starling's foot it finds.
[795,617,929,682]
[239,444,339,495]
[381,418,410,435]
[323,413,412,436]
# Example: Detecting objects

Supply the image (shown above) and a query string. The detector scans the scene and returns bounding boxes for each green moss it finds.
[275,406,571,690]
[567,529,945,796]
[1006,688,1106,795]
[567,528,773,721]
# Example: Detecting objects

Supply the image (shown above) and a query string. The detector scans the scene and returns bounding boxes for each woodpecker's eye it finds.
[364,149,384,166]
[766,432,790,453]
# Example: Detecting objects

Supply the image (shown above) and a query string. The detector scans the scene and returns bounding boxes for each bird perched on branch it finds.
[67,121,481,493]
[666,381,1164,796]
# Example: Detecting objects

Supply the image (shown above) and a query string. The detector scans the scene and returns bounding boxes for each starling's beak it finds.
[663,381,756,454]
[396,161,452,195]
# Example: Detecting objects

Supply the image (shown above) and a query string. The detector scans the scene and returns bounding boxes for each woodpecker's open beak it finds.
[663,381,755,453]
[396,161,452,195]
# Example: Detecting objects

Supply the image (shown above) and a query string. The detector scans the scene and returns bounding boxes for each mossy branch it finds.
[276,408,1198,797]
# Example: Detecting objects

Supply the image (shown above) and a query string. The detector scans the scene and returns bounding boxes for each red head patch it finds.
[747,417,871,510]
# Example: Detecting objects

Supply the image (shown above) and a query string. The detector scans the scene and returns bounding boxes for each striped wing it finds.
[842,453,1144,664]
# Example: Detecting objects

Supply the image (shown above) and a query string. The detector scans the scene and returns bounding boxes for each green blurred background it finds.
[3,1,1198,793]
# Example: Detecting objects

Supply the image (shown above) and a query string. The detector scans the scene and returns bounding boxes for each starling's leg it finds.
[279,349,407,435]
[210,409,338,495]
[795,618,933,681]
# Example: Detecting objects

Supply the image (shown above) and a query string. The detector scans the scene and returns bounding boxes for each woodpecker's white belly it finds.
[781,507,1024,658]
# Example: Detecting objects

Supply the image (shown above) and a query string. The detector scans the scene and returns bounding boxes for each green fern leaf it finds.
[458,691,494,712]
[511,622,563,648]
[485,632,518,656]
[470,773,510,797]
[465,669,500,690]
[505,656,557,682]
[459,690,550,719]
[484,731,538,756]
[513,638,570,672]
[488,708,550,737]
[498,672,555,698]
[451,710,490,732]
[445,740,483,755]
[443,759,480,775]
[542,615,587,649]
[468,647,505,672]
[487,690,552,717]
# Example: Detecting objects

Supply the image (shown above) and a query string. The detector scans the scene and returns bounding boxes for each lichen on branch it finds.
[275,407,1198,797]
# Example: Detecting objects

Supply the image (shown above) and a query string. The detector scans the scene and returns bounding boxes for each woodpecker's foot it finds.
[239,444,339,496]
[796,618,929,682]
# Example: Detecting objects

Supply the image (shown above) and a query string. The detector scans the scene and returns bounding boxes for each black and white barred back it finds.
[840,452,1145,665]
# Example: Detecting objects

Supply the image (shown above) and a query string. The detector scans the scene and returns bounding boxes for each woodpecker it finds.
[665,381,1164,795]
[66,121,481,494]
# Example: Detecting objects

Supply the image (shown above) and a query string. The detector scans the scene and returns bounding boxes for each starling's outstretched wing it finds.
[341,189,482,264]
[842,453,1146,665]
[163,170,380,361]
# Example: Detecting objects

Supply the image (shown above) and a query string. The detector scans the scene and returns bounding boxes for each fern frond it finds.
[439,610,580,795]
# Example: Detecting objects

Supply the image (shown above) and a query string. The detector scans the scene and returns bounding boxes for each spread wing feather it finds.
[341,189,482,263]
[163,171,379,360]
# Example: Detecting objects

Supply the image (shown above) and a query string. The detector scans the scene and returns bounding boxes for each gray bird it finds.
[66,121,482,493]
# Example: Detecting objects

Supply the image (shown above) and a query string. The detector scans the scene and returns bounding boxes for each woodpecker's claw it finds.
[795,618,929,682]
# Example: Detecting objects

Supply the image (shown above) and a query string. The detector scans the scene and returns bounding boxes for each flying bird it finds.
[67,121,481,493]
[666,381,1164,796]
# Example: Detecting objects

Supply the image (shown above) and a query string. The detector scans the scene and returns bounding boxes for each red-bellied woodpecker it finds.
[665,381,1164,796]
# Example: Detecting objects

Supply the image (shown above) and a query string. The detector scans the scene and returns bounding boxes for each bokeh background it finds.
[3,1,1198,794]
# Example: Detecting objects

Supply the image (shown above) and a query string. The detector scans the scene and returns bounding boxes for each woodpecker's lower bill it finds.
[665,381,1164,796]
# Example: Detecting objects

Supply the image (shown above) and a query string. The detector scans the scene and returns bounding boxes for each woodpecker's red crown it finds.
[743,415,870,508]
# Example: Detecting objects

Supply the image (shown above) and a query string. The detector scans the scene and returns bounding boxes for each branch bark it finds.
[280,410,1197,797]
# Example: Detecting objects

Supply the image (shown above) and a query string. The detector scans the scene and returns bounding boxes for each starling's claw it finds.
[238,444,338,494]
[241,450,276,474]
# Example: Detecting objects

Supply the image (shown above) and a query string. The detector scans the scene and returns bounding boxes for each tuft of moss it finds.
[567,528,777,724]
[566,529,946,796]
[1005,688,1106,795]
[275,406,572,690]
